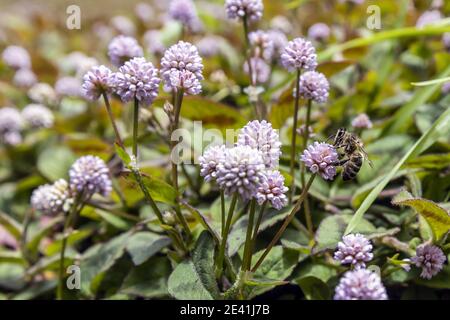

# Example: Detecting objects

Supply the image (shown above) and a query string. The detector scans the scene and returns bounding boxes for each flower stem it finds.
[251,174,316,273]
[251,201,267,251]
[301,99,314,238]
[57,193,84,300]
[169,89,191,237]
[242,198,256,271]
[220,190,226,235]
[20,208,34,265]
[242,14,263,120]
[289,69,302,204]
[102,93,124,148]
[217,193,238,278]
[132,98,139,158]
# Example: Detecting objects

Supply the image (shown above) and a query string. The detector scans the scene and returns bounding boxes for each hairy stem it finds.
[289,69,301,203]
[251,201,267,252]
[220,190,226,235]
[252,174,316,273]
[169,89,191,237]
[242,199,256,271]
[301,99,314,238]
[57,193,84,300]
[102,93,124,148]
[132,98,139,158]
[217,193,238,278]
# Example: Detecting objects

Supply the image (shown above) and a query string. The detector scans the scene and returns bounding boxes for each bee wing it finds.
[359,148,374,168]
[325,133,335,143]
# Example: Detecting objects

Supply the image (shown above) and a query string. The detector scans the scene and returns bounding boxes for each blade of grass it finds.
[382,64,450,135]
[319,22,450,62]
[411,76,450,87]
[345,107,450,235]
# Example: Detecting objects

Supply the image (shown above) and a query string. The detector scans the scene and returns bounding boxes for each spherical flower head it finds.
[31,184,53,213]
[411,244,446,279]
[13,68,37,88]
[270,15,292,34]
[135,2,155,24]
[110,15,136,36]
[216,145,265,200]
[69,155,112,198]
[237,120,281,169]
[0,107,23,137]
[256,170,288,210]
[281,38,317,72]
[199,144,226,182]
[243,57,270,84]
[55,76,82,97]
[114,57,161,105]
[249,30,274,61]
[334,269,388,300]
[143,30,166,56]
[28,83,58,105]
[82,65,115,101]
[308,23,330,42]
[168,69,202,95]
[267,29,288,57]
[196,36,221,58]
[31,179,70,215]
[2,45,31,69]
[225,0,263,22]
[107,35,143,67]
[22,104,54,129]
[169,0,198,30]
[416,10,442,29]
[300,142,338,180]
[160,41,203,92]
[298,71,329,103]
[352,113,373,129]
[334,233,373,269]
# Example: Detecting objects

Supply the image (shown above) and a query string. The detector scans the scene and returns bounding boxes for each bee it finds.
[329,128,372,181]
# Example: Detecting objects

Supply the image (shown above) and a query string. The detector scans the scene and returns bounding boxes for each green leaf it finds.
[79,232,130,296]
[120,256,171,298]
[128,172,177,206]
[247,246,299,298]
[37,146,76,181]
[114,143,131,166]
[0,211,22,240]
[345,106,450,235]
[296,276,330,300]
[315,214,375,251]
[95,209,133,231]
[44,228,93,256]
[392,191,450,241]
[168,231,220,300]
[0,251,26,265]
[191,231,220,297]
[155,96,246,131]
[26,216,63,257]
[126,232,171,266]
[12,280,56,300]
